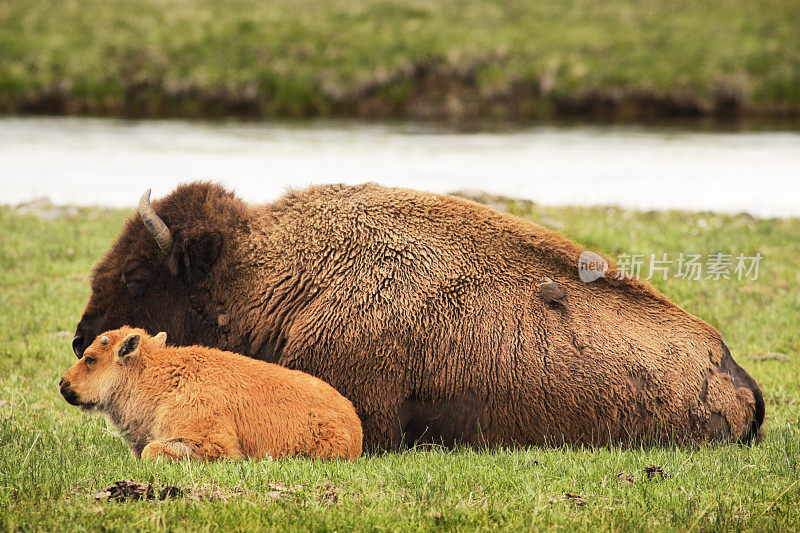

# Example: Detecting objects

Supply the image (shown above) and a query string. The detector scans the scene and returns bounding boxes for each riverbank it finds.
[1,201,798,530]
[2,0,799,124]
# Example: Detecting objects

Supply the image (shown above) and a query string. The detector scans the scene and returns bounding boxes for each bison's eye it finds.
[84,356,97,366]
[121,265,153,297]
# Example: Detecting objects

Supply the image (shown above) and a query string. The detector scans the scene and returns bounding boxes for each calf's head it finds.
[60,327,166,408]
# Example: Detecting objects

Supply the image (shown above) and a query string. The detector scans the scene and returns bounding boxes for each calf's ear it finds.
[118,333,142,358]
[152,332,167,348]
[167,231,223,283]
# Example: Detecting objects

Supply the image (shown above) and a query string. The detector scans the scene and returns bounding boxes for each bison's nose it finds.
[72,334,84,358]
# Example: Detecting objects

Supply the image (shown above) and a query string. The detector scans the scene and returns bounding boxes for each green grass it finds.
[1,0,799,120]
[1,200,799,531]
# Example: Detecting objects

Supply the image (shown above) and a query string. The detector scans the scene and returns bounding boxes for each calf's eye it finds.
[100,336,109,346]
[84,356,96,365]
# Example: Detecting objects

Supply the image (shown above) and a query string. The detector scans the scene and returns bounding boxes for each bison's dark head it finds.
[72,183,245,357]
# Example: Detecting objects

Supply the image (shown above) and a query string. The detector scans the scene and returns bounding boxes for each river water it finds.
[1,117,798,217]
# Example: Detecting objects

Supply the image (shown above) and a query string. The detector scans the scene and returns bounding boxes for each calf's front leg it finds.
[141,437,243,461]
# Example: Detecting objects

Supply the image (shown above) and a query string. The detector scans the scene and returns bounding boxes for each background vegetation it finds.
[1,0,799,122]
[1,199,798,531]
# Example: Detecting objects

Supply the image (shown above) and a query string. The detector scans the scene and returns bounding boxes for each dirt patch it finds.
[94,481,244,503]
[93,480,340,504]
[550,493,587,506]
[565,493,587,505]
[316,482,339,505]
[265,482,340,504]
[751,352,790,361]
[94,480,184,502]
[264,482,303,502]
[186,483,244,502]
[643,465,667,479]
[614,472,635,484]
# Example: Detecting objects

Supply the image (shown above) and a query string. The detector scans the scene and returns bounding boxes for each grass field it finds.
[1,198,799,531]
[1,0,800,122]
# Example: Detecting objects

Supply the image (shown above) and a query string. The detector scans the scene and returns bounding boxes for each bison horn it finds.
[138,189,173,254]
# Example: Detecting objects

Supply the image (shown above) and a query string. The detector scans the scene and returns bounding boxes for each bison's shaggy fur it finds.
[73,182,764,449]
[60,327,362,460]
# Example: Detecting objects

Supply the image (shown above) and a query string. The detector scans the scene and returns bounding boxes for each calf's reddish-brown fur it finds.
[73,182,764,449]
[60,327,362,460]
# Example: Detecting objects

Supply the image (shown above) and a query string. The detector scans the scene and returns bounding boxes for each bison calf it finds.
[59,327,362,461]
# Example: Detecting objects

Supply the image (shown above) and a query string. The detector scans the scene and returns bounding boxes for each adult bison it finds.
[72,182,764,449]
